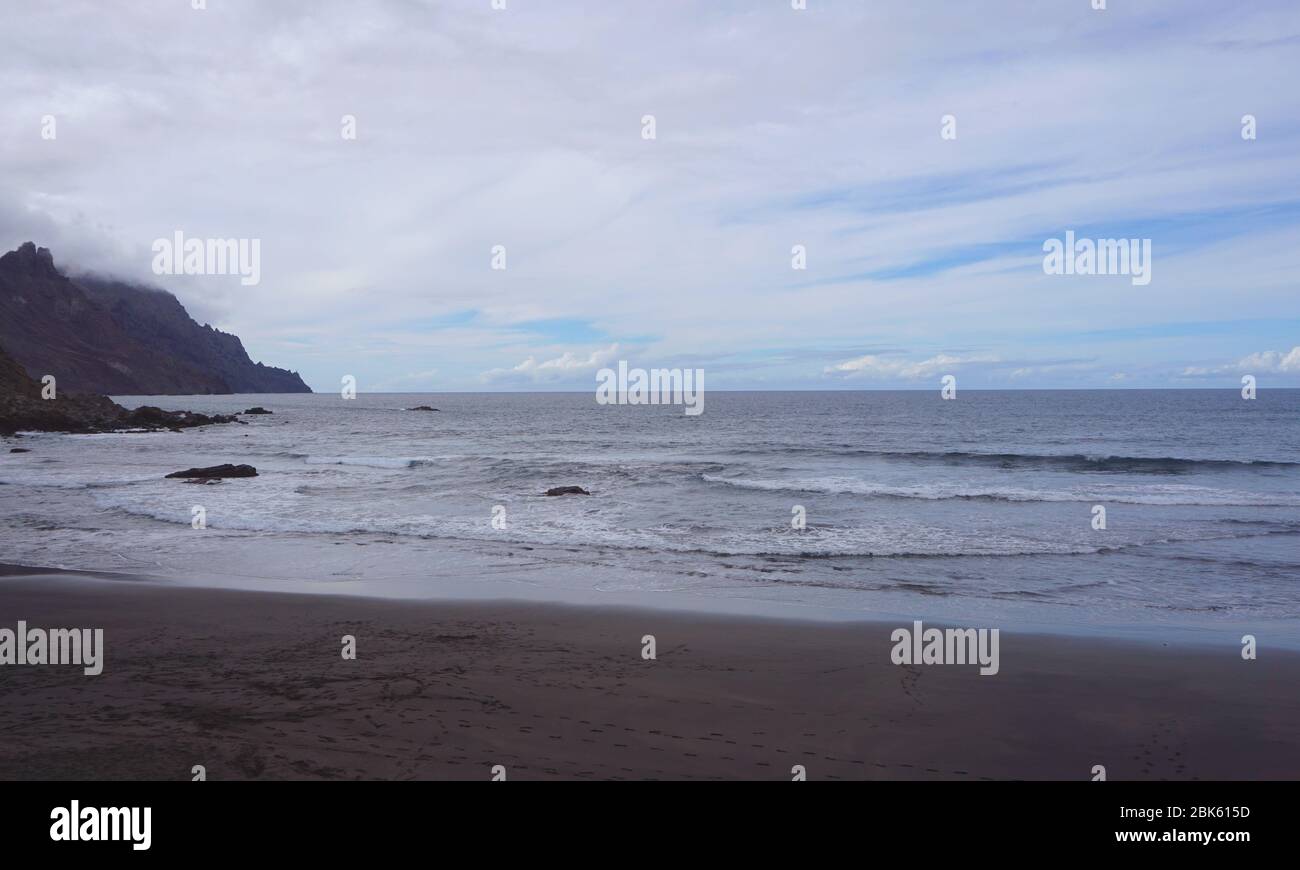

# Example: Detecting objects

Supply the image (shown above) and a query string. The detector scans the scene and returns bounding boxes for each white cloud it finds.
[1182,346,1300,376]
[824,353,999,380]
[485,343,619,383]
[2,1,1298,389]
[1009,361,1099,379]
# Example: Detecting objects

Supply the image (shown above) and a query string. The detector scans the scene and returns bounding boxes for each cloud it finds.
[1182,346,1300,376]
[824,353,999,380]
[3,1,1299,389]
[1008,361,1100,379]
[484,343,620,383]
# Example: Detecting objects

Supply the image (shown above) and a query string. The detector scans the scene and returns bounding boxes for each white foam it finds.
[700,474,1300,506]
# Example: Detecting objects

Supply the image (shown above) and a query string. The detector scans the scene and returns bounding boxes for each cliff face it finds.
[0,243,311,395]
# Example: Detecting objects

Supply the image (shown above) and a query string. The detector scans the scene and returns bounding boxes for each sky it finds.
[1,0,1298,392]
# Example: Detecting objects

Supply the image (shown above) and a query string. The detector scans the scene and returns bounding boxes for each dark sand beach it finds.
[2,567,1296,781]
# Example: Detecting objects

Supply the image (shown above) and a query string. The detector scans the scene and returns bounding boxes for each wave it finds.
[728,447,1300,473]
[90,483,1300,562]
[700,474,1300,506]
[91,502,1114,557]
[0,472,162,490]
[302,456,446,469]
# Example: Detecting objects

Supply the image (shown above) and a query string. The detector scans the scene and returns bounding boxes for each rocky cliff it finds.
[0,242,311,395]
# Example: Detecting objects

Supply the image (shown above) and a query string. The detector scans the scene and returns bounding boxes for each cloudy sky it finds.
[2,0,1298,391]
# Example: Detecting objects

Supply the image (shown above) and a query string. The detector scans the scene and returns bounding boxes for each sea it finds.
[2,390,1297,644]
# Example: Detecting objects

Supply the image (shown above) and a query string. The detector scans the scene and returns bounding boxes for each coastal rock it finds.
[545,486,590,496]
[0,342,238,436]
[165,463,258,479]
[241,407,273,415]
[9,447,30,453]
[124,406,235,429]
[408,405,439,411]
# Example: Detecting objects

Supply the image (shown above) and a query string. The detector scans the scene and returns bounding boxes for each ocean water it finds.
[2,390,1298,641]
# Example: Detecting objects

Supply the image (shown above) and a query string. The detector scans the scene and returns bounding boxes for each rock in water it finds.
[545,486,590,496]
[125,406,233,428]
[166,464,258,479]
[241,406,273,415]
[408,405,439,411]
[9,447,30,453]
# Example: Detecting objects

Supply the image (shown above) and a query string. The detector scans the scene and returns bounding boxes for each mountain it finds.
[0,242,311,395]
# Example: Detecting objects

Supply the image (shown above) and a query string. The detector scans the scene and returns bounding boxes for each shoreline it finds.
[2,568,1297,780]
[3,551,1290,651]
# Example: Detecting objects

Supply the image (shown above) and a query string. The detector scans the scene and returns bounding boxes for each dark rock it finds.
[9,447,30,453]
[545,486,590,496]
[123,405,236,430]
[241,407,273,415]
[0,342,239,436]
[165,464,258,479]
[408,405,439,411]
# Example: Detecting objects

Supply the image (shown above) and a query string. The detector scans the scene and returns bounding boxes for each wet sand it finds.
[1,568,1296,780]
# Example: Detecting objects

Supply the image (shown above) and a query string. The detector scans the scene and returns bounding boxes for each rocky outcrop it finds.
[165,464,258,479]
[0,342,237,435]
[545,486,590,496]
[0,242,311,395]
[241,407,273,415]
